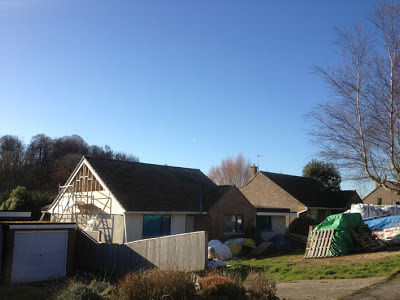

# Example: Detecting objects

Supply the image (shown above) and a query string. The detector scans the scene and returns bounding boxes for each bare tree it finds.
[27,134,53,167]
[208,153,252,187]
[0,135,27,190]
[308,1,400,190]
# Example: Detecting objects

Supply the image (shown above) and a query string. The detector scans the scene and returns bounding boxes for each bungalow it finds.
[363,182,400,205]
[240,166,362,226]
[46,156,256,243]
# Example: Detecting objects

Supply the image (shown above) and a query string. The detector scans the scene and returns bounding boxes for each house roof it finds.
[85,156,217,212]
[261,171,328,207]
[259,171,361,209]
[327,190,362,209]
[363,181,400,200]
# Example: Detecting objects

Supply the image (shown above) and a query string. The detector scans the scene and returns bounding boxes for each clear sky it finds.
[0,0,378,195]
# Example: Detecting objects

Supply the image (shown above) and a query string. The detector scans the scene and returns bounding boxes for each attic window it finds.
[377,198,382,205]
[223,214,243,234]
[142,215,171,237]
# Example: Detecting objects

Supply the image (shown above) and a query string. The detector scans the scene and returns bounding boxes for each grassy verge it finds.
[226,250,400,282]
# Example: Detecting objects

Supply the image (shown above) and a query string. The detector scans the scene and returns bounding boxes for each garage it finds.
[11,231,68,283]
[0,222,76,284]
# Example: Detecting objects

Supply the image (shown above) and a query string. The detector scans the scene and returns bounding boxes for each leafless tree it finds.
[208,153,252,187]
[308,1,400,190]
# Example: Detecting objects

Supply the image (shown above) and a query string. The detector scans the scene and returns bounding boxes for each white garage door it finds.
[11,230,68,283]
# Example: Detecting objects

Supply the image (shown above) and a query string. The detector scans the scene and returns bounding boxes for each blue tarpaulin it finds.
[364,215,400,231]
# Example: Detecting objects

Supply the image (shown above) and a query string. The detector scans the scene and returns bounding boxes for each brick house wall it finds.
[363,186,400,205]
[194,187,256,241]
[240,173,304,226]
[240,173,306,212]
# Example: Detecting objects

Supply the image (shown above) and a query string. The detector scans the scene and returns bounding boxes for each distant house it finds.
[363,182,400,205]
[46,156,256,243]
[240,167,362,226]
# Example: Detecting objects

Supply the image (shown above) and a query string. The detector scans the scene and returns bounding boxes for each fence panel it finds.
[77,230,207,274]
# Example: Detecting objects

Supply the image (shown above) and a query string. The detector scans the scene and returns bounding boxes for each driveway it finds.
[346,273,400,300]
[276,277,386,300]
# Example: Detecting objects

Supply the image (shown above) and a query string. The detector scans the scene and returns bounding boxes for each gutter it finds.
[257,212,297,217]
[307,207,344,210]
[123,212,128,243]
[297,208,308,217]
[125,211,206,215]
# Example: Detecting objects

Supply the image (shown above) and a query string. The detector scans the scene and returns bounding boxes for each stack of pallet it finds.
[348,225,388,252]
[305,225,388,259]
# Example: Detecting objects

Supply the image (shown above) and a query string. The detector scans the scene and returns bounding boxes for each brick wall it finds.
[240,173,305,212]
[195,187,256,241]
[363,186,400,205]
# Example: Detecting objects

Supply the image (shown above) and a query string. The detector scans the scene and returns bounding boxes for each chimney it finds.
[250,164,258,177]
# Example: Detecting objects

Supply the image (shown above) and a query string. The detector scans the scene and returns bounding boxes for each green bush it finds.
[0,186,52,219]
[199,275,245,299]
[117,269,196,300]
[243,271,277,300]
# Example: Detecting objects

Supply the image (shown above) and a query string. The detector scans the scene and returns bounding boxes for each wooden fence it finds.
[77,230,207,274]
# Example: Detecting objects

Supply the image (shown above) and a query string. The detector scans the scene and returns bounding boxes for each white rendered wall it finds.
[125,214,143,242]
[171,215,186,235]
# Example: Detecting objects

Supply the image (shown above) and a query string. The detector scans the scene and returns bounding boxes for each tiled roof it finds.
[261,171,361,208]
[261,171,326,207]
[327,190,362,208]
[85,156,217,212]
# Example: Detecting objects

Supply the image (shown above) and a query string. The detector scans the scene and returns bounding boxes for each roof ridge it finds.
[85,155,202,172]
[261,171,322,183]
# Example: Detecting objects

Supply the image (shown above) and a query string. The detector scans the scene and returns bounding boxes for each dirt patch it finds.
[298,249,400,267]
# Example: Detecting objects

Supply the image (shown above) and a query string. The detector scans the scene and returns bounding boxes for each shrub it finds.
[117,269,196,300]
[243,272,277,300]
[204,268,244,283]
[56,282,102,300]
[199,275,245,299]
[89,280,113,294]
[56,279,114,300]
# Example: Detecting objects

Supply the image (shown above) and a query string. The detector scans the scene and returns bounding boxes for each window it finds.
[142,215,171,237]
[256,216,272,231]
[223,214,243,233]
[377,198,382,205]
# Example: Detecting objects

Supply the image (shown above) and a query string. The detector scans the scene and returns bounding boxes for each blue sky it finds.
[0,0,378,195]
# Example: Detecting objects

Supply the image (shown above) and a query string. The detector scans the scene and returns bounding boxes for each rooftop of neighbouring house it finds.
[243,171,362,209]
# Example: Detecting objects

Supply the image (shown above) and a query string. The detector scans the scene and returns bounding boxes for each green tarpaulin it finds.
[312,213,365,256]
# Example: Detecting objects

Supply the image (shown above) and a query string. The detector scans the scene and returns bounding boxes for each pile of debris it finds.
[207,238,273,267]
[208,234,306,267]
[305,213,388,259]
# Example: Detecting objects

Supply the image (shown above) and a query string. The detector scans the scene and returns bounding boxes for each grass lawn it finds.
[0,284,48,300]
[226,249,400,282]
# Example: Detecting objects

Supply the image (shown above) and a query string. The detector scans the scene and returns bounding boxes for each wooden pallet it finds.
[304,229,334,258]
[348,226,388,252]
